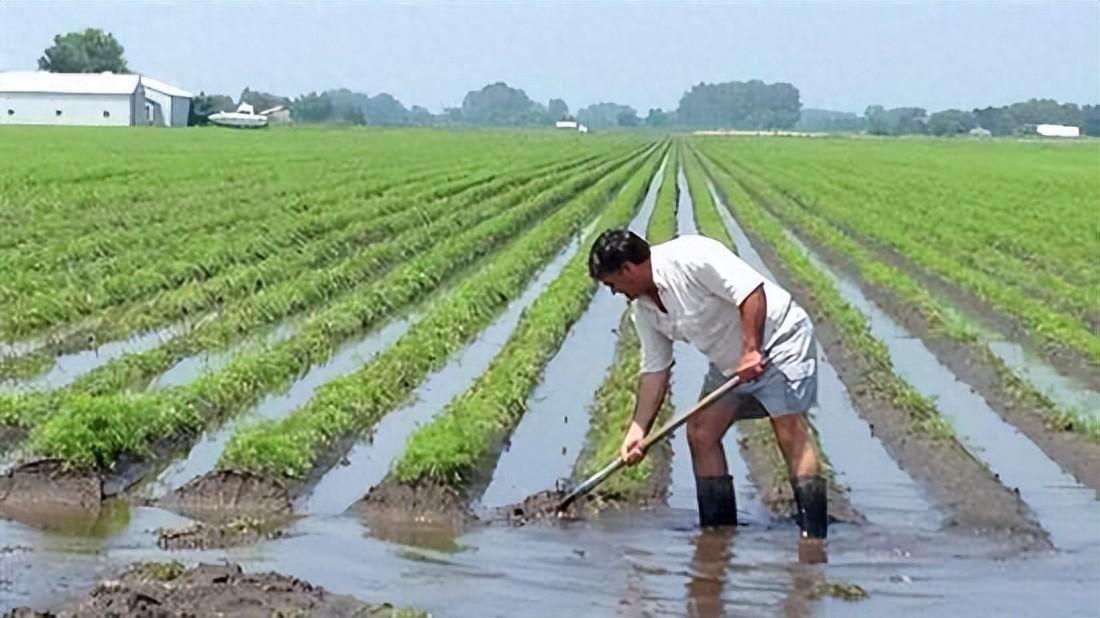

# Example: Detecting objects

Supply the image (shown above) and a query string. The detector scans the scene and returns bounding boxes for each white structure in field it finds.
[141,76,193,127]
[0,71,192,127]
[555,118,589,133]
[1036,124,1080,138]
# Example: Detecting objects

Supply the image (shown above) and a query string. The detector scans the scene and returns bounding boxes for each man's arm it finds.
[735,283,768,381]
[621,367,671,464]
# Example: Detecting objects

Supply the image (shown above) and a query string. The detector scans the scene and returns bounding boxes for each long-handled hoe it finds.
[556,374,743,512]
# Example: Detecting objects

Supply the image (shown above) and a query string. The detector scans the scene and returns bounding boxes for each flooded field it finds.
[2,132,1097,616]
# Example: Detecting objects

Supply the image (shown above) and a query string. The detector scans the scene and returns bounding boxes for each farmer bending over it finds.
[588,229,827,543]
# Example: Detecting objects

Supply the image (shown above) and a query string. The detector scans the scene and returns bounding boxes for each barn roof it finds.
[141,76,193,98]
[0,71,141,95]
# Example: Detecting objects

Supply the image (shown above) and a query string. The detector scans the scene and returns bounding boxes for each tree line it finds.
[35,28,1100,135]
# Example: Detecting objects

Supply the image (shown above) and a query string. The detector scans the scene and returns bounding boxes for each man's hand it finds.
[735,348,769,382]
[620,421,647,465]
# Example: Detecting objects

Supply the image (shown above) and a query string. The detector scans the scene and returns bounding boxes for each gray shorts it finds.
[701,322,819,420]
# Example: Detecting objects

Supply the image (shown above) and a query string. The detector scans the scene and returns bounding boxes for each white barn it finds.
[0,71,191,127]
[141,76,193,127]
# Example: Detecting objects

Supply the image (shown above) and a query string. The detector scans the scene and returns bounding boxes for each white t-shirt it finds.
[631,235,812,380]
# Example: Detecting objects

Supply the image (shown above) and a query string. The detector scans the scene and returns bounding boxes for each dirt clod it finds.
[2,562,422,618]
[156,516,290,550]
[156,469,292,523]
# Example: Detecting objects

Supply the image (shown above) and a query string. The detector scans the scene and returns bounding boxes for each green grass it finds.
[217,144,661,478]
[389,144,666,487]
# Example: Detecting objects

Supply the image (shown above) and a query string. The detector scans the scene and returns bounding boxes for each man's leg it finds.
[687,369,742,528]
[770,414,827,540]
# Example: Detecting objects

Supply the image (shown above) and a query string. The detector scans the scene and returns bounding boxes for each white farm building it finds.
[0,71,192,127]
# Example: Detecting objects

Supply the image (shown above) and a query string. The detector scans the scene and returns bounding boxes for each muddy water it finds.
[6,497,1099,616]
[305,237,580,515]
[707,181,936,530]
[786,230,1099,552]
[478,158,668,508]
[0,323,183,392]
[143,315,416,500]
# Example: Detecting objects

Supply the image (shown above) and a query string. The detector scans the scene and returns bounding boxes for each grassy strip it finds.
[0,152,604,382]
[696,151,955,441]
[682,146,844,505]
[218,146,662,478]
[0,155,621,429]
[705,151,1100,443]
[569,148,680,503]
[59,150,638,398]
[0,161,475,338]
[23,147,653,470]
[647,142,679,242]
[388,146,666,487]
[707,144,1100,363]
[573,311,672,503]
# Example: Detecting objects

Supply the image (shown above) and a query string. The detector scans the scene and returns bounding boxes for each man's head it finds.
[588,228,653,300]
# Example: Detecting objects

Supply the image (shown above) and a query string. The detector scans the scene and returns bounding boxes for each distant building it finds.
[969,127,992,137]
[141,76,193,127]
[555,119,578,129]
[1036,124,1080,138]
[260,105,290,124]
[0,71,191,127]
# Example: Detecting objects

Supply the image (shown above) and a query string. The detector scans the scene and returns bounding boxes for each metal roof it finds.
[141,76,193,98]
[0,71,192,98]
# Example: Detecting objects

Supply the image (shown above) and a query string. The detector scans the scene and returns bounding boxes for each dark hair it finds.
[588,229,650,278]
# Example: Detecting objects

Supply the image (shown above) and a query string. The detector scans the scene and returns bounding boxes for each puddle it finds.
[478,156,667,509]
[707,180,936,530]
[306,236,581,515]
[149,318,302,390]
[786,229,1099,552]
[0,324,183,392]
[144,315,416,500]
[985,339,1100,422]
[5,500,1097,617]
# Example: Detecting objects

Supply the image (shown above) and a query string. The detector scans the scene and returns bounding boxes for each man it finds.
[588,229,827,543]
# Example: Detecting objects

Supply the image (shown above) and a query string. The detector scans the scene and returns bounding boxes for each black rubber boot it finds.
[791,475,828,539]
[695,475,737,528]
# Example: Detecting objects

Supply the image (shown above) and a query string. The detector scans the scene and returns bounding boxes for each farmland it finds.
[1,127,1098,616]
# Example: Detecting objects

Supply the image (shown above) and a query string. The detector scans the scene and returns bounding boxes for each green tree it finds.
[677,80,800,129]
[577,102,637,129]
[460,82,542,126]
[239,88,291,113]
[927,109,976,136]
[645,108,675,127]
[38,28,128,73]
[363,93,409,125]
[1082,105,1100,136]
[290,92,333,123]
[188,92,235,125]
[972,106,1019,136]
[548,98,570,121]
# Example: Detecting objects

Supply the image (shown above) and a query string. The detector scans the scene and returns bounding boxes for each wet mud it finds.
[155,469,292,524]
[2,562,418,618]
[156,515,291,550]
[356,477,477,529]
[0,460,102,517]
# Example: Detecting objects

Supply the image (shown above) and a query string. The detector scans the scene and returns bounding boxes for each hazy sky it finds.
[1,1,1097,114]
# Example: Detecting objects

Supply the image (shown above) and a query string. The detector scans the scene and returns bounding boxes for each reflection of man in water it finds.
[589,229,828,546]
